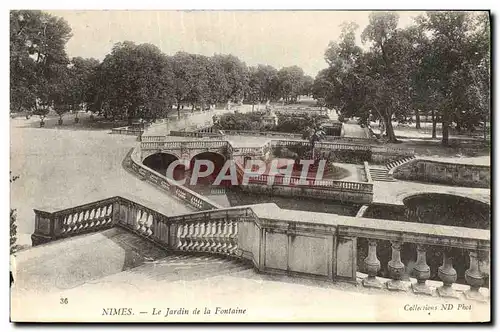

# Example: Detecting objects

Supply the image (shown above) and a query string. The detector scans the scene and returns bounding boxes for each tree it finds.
[171,51,196,117]
[67,57,100,122]
[252,64,280,102]
[416,11,488,145]
[301,75,314,96]
[186,54,210,111]
[212,54,249,104]
[302,119,326,160]
[205,56,229,106]
[10,10,72,117]
[97,42,175,123]
[277,66,306,103]
[359,12,417,142]
[317,14,424,143]
[245,66,262,110]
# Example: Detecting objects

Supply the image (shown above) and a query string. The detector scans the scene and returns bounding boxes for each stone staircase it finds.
[132,252,254,282]
[369,168,395,182]
[11,228,254,294]
[385,156,416,170]
[368,156,416,182]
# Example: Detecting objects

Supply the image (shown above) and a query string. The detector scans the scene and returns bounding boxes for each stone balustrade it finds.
[391,159,490,189]
[243,171,373,192]
[32,197,120,245]
[170,130,223,138]
[31,198,490,302]
[124,148,222,211]
[232,161,373,204]
[141,135,166,142]
[111,126,144,136]
[139,136,415,164]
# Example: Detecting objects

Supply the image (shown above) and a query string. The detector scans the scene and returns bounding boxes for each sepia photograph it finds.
[8,8,491,323]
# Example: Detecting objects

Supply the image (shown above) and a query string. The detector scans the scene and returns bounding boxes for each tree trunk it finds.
[385,117,398,143]
[415,109,421,129]
[441,113,449,145]
[177,103,181,118]
[431,109,437,139]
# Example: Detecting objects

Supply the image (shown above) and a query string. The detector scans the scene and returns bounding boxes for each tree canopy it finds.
[314,11,490,144]
[10,10,313,124]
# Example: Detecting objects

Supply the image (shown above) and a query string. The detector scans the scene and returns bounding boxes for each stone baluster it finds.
[64,215,71,233]
[198,222,207,252]
[192,223,201,251]
[178,224,188,251]
[230,221,238,255]
[139,210,148,234]
[437,248,458,298]
[209,221,218,252]
[204,221,214,252]
[411,245,432,295]
[214,221,223,253]
[101,206,109,225]
[95,207,103,227]
[77,211,84,230]
[87,209,95,228]
[386,241,407,291]
[464,250,486,302]
[186,223,195,251]
[83,210,90,227]
[70,213,77,232]
[146,214,153,236]
[363,239,382,288]
[225,222,234,254]
[220,222,229,254]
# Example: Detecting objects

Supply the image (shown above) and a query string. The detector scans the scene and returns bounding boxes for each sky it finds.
[48,10,422,78]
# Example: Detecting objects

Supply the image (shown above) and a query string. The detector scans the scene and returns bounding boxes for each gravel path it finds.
[10,117,193,246]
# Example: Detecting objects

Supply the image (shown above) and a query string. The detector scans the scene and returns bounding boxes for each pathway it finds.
[10,117,194,247]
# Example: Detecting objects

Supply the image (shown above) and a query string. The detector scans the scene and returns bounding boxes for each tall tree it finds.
[98,42,174,123]
[416,11,486,144]
[10,10,72,119]
[277,66,306,103]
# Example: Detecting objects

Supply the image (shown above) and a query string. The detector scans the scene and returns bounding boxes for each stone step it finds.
[369,168,395,182]
[133,253,253,282]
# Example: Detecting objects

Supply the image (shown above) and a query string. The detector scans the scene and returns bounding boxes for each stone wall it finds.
[392,159,490,188]
[241,183,373,204]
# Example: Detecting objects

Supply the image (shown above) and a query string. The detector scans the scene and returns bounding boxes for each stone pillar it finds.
[411,245,432,295]
[31,210,56,246]
[464,250,486,302]
[386,241,407,291]
[362,239,382,288]
[437,248,458,298]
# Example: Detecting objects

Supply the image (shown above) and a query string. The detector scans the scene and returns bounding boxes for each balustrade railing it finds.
[371,145,415,156]
[170,130,223,138]
[141,135,166,142]
[32,195,490,301]
[111,127,144,136]
[33,197,253,259]
[32,197,120,245]
[234,162,372,192]
[126,148,222,211]
[335,216,490,300]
